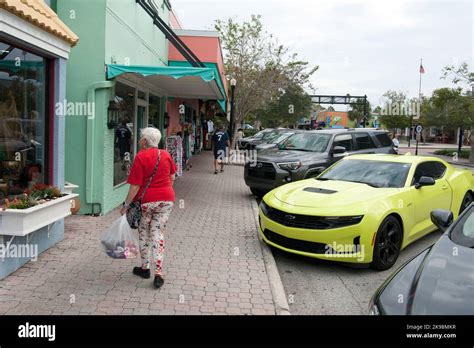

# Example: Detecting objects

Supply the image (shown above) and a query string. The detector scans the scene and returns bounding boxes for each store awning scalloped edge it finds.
[106,64,226,112]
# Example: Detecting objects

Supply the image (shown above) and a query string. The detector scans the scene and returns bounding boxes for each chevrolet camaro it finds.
[258,154,473,270]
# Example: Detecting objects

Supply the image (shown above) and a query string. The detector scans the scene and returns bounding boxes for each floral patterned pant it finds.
[138,201,174,277]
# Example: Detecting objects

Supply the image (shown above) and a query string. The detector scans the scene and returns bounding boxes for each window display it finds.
[0,41,47,201]
[113,82,135,186]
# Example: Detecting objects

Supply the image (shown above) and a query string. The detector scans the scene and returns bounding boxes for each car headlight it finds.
[368,295,380,315]
[369,304,380,315]
[259,200,273,216]
[323,216,364,225]
[277,161,302,171]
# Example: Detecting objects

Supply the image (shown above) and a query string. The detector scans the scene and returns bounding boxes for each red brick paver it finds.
[0,152,275,315]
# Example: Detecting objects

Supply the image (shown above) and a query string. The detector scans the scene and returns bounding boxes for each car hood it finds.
[271,179,397,211]
[241,137,263,144]
[378,235,474,315]
[256,143,277,150]
[257,149,326,163]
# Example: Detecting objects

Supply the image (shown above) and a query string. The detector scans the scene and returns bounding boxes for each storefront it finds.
[0,0,78,279]
[167,29,228,152]
[57,0,227,215]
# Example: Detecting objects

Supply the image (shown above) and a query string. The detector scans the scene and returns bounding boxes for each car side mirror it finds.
[415,176,435,189]
[278,144,286,150]
[332,146,347,157]
[430,209,453,232]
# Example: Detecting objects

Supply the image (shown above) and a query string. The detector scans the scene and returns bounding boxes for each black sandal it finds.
[154,275,164,289]
[214,170,218,174]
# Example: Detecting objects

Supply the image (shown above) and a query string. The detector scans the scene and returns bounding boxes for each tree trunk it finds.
[470,127,474,165]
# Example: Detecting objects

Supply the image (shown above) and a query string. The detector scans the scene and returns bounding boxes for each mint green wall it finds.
[105,0,169,67]
[58,0,107,214]
[58,0,170,214]
[102,0,170,213]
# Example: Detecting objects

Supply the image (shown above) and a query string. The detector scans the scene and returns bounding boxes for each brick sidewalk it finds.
[0,152,275,315]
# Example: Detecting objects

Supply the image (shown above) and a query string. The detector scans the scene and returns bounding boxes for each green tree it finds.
[348,98,371,126]
[442,62,474,86]
[258,84,312,128]
[441,62,474,164]
[215,15,318,146]
[378,90,412,131]
[372,106,382,114]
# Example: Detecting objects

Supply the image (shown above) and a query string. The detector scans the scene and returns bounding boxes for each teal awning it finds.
[168,61,227,113]
[107,64,226,111]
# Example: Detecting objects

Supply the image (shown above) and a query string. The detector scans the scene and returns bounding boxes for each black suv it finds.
[244,129,396,196]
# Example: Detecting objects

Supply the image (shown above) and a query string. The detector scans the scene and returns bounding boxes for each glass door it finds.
[136,106,145,151]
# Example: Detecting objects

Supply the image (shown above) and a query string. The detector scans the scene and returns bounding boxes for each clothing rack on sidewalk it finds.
[166,135,183,177]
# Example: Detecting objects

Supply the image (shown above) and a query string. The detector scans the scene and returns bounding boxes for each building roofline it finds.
[174,29,220,38]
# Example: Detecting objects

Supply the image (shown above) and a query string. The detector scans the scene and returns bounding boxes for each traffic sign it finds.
[415,125,423,134]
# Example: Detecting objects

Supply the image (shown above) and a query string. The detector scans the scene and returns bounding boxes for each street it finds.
[272,229,440,315]
[269,146,470,315]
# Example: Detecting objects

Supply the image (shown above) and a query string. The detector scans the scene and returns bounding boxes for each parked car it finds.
[245,129,396,197]
[255,130,301,151]
[258,154,473,270]
[369,203,474,315]
[238,128,287,150]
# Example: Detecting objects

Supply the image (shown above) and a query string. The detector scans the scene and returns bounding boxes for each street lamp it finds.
[230,78,237,140]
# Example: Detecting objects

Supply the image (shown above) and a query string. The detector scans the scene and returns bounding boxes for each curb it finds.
[250,197,291,316]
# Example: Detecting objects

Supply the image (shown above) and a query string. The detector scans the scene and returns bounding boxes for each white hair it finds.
[140,127,161,148]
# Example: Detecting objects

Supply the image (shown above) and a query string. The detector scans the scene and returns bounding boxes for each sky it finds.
[172,0,473,111]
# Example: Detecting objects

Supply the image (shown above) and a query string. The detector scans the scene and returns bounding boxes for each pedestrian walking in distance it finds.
[391,133,400,154]
[120,127,176,289]
[234,128,244,149]
[212,125,230,174]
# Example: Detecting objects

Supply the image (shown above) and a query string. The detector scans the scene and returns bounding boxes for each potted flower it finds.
[0,184,78,237]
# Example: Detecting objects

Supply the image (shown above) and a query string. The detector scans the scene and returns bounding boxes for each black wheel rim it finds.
[460,194,473,214]
[377,221,401,266]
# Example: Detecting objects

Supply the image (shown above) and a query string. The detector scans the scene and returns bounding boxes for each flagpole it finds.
[419,58,423,145]
[419,58,423,101]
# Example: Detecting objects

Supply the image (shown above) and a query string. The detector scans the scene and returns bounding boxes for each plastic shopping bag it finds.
[101,215,139,259]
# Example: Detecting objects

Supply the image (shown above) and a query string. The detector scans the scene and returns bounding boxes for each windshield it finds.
[253,129,273,139]
[261,130,279,141]
[270,132,294,144]
[319,160,411,188]
[281,132,331,152]
[450,207,474,248]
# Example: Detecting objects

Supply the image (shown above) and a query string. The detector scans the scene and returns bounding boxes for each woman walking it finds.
[120,127,176,289]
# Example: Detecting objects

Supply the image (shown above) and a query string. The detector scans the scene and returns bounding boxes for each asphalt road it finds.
[272,229,442,315]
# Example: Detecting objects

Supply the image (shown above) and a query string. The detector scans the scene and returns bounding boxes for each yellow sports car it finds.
[259,154,473,270]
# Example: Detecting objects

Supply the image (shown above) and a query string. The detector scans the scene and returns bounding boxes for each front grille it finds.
[263,229,327,254]
[261,201,362,230]
[247,162,276,180]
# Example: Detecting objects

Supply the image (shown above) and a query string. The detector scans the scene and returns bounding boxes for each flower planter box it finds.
[0,194,78,237]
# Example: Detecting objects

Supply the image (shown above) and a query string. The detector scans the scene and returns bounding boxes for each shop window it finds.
[0,41,47,201]
[149,95,163,147]
[148,95,161,129]
[113,82,135,186]
[138,90,146,101]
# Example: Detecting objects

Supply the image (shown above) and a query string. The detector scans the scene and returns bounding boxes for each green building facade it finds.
[58,0,170,214]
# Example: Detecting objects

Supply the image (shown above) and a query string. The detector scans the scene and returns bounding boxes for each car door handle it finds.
[442,185,448,190]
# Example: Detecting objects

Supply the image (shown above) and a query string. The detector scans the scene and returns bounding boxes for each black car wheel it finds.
[459,192,473,215]
[371,216,403,271]
[250,188,266,198]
